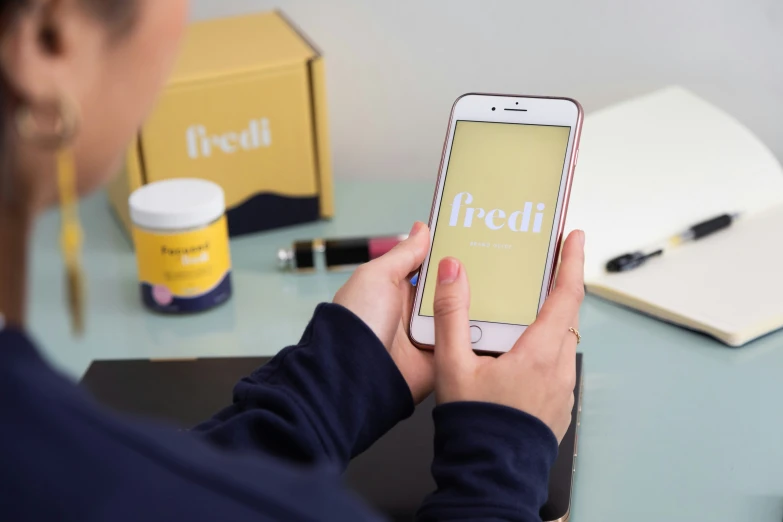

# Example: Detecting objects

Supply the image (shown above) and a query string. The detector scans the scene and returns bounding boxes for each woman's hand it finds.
[333,222,434,404]
[432,230,585,442]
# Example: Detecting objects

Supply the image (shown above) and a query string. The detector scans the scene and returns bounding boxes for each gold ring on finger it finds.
[569,327,581,345]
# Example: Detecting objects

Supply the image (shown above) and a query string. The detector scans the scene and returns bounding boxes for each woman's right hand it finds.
[432,230,585,442]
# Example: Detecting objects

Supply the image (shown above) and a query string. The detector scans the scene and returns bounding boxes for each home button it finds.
[470,325,483,344]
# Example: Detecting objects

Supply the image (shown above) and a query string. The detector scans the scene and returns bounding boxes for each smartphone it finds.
[409,93,583,354]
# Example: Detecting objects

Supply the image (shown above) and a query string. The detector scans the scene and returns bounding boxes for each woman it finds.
[0,1,585,521]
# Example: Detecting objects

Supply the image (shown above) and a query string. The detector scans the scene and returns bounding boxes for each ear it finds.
[0,0,103,108]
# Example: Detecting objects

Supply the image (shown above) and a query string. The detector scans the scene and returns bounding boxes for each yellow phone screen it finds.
[419,121,571,326]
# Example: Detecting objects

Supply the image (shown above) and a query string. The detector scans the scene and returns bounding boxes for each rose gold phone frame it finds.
[408,93,584,351]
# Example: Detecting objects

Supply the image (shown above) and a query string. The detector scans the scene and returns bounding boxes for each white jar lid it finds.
[129,178,226,231]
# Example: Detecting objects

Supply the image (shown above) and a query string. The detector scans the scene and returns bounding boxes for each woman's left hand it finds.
[334,222,433,404]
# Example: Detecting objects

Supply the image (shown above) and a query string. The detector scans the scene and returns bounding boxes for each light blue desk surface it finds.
[29,181,783,522]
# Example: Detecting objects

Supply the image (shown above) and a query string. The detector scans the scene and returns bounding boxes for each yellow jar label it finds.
[132,216,232,313]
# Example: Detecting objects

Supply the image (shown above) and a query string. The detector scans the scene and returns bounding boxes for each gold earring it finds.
[15,98,79,148]
[16,98,85,336]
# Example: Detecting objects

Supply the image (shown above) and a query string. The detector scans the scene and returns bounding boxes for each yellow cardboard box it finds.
[109,11,333,236]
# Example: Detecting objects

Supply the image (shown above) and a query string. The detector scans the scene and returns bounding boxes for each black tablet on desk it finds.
[81,353,583,522]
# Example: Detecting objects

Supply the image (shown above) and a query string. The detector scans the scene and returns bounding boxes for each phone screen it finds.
[418,120,572,326]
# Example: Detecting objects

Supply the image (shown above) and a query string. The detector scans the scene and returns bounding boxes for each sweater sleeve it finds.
[416,402,559,522]
[193,303,415,470]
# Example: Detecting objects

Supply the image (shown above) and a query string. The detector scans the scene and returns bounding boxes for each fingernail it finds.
[438,258,460,284]
[409,222,424,237]
[577,230,586,247]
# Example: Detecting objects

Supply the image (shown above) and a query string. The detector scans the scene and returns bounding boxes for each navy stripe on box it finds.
[226,193,321,236]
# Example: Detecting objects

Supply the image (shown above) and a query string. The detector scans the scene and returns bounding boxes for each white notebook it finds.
[565,86,783,346]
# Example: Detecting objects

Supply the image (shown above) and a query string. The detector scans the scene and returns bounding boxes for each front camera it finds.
[492,107,496,111]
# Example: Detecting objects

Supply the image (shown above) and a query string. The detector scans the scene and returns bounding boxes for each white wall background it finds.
[190,0,783,181]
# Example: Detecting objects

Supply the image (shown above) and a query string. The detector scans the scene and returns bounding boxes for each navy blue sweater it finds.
[0,303,558,521]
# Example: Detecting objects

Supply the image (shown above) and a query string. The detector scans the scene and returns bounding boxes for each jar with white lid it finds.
[129,178,232,314]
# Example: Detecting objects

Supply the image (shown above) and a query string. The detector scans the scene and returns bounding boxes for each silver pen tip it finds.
[277,248,294,270]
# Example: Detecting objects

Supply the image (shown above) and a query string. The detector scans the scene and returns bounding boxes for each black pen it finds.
[606,213,741,273]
